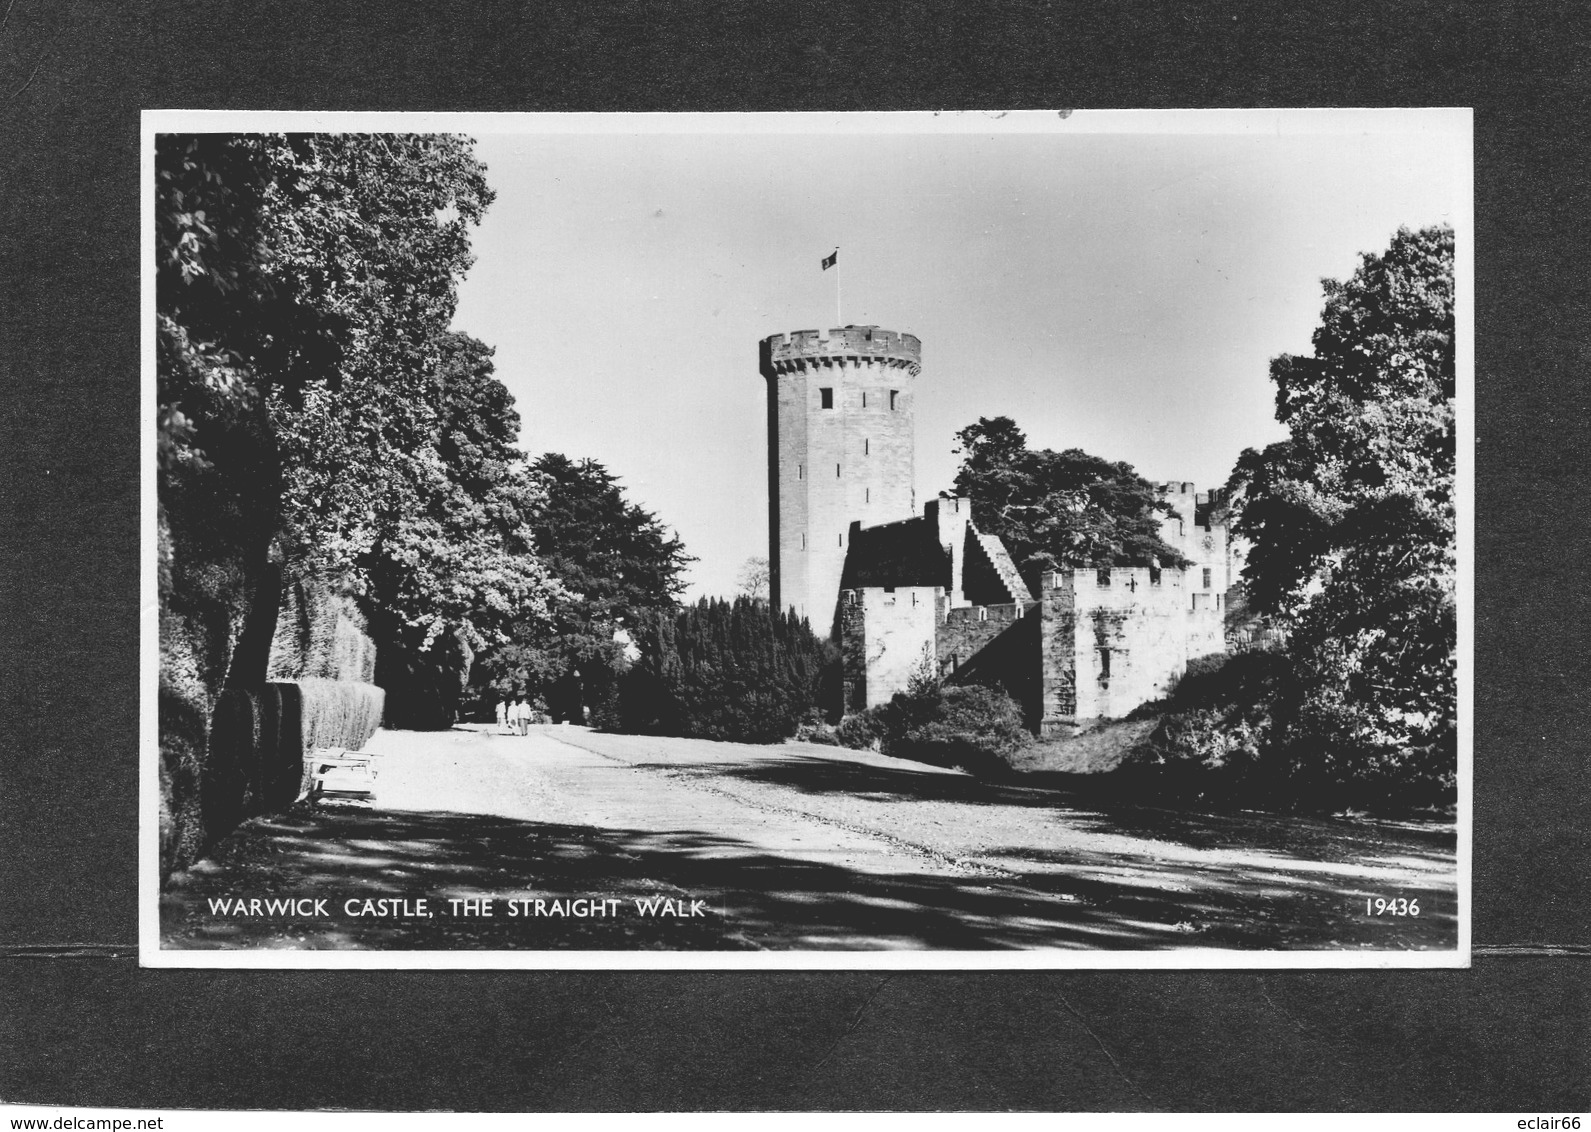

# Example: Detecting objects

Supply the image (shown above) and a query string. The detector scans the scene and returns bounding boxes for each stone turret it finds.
[759,326,921,631]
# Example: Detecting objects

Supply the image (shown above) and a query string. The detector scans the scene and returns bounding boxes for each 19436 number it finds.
[1364,897,1420,916]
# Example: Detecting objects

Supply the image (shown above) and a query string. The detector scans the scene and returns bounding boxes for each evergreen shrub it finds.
[833,709,887,751]
[1117,705,1271,802]
[1112,650,1454,813]
[1169,650,1286,711]
[834,683,1032,775]
[894,684,1032,774]
[609,597,837,744]
[1114,652,1281,804]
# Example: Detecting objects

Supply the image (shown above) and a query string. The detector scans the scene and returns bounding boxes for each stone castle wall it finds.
[841,562,1230,730]
[835,500,1234,729]
[839,584,939,710]
[766,326,921,363]
[767,332,1242,729]
[937,600,1030,673]
[940,601,1043,727]
[925,497,972,605]
[1039,566,1225,732]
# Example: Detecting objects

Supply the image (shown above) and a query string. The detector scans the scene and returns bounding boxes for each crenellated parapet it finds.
[1044,566,1197,613]
[760,325,922,377]
[944,600,1036,626]
[1154,480,1233,516]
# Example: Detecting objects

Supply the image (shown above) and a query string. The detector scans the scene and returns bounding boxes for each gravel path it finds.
[160,725,1459,952]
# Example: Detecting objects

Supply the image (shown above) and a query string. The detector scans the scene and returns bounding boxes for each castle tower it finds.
[759,325,921,632]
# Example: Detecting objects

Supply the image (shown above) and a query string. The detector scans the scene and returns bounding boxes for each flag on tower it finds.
[821,249,838,270]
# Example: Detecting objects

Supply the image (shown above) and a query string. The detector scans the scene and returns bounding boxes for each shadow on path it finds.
[161,800,1457,952]
[696,751,1456,865]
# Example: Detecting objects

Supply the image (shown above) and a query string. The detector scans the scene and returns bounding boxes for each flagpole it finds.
[835,247,842,326]
[822,247,841,325]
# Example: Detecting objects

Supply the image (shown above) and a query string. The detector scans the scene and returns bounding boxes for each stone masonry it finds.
[760,326,921,631]
[759,325,1245,728]
[1038,565,1225,731]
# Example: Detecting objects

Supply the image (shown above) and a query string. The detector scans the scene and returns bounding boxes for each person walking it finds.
[514,698,530,736]
[495,697,508,734]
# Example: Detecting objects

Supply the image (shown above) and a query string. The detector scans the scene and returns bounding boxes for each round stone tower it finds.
[759,325,921,633]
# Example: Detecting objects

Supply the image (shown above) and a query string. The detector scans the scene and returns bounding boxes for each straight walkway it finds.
[160,725,1459,952]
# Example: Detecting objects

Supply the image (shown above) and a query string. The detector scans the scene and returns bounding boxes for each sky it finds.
[449,111,1468,601]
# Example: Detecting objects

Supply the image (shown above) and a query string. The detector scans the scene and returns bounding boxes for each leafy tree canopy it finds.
[949,416,1188,588]
[476,454,692,714]
[1231,224,1455,615]
[361,333,558,664]
[157,133,558,729]
[1229,224,1456,796]
[529,454,691,623]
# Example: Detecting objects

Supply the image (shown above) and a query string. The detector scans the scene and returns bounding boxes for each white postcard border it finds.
[140,108,1474,971]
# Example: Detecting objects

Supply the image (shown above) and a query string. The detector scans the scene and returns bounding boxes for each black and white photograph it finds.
[145,109,1469,964]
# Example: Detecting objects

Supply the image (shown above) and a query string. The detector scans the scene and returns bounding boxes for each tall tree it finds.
[1229,224,1456,802]
[950,416,1188,588]
[157,134,342,709]
[158,133,559,748]
[477,454,691,719]
[262,136,506,593]
[362,333,559,725]
[158,136,300,873]
[251,135,560,724]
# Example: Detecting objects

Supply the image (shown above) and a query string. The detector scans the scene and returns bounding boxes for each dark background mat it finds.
[1,1,1585,1112]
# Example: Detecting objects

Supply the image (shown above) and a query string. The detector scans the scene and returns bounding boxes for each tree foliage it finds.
[949,417,1188,589]
[474,454,691,719]
[608,598,835,744]
[737,556,770,604]
[158,135,304,704]
[157,132,557,733]
[362,332,560,726]
[1227,224,1456,806]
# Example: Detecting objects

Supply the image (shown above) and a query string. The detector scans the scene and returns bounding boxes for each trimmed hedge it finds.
[268,577,377,683]
[163,678,384,883]
[294,677,386,790]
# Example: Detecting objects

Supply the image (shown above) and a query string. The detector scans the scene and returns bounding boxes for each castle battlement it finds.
[761,326,921,376]
[763,323,921,631]
[944,600,1034,626]
[767,317,1240,726]
[1044,565,1203,613]
[1155,482,1232,508]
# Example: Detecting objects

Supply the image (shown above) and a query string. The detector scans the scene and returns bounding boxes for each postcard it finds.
[143,109,1471,968]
